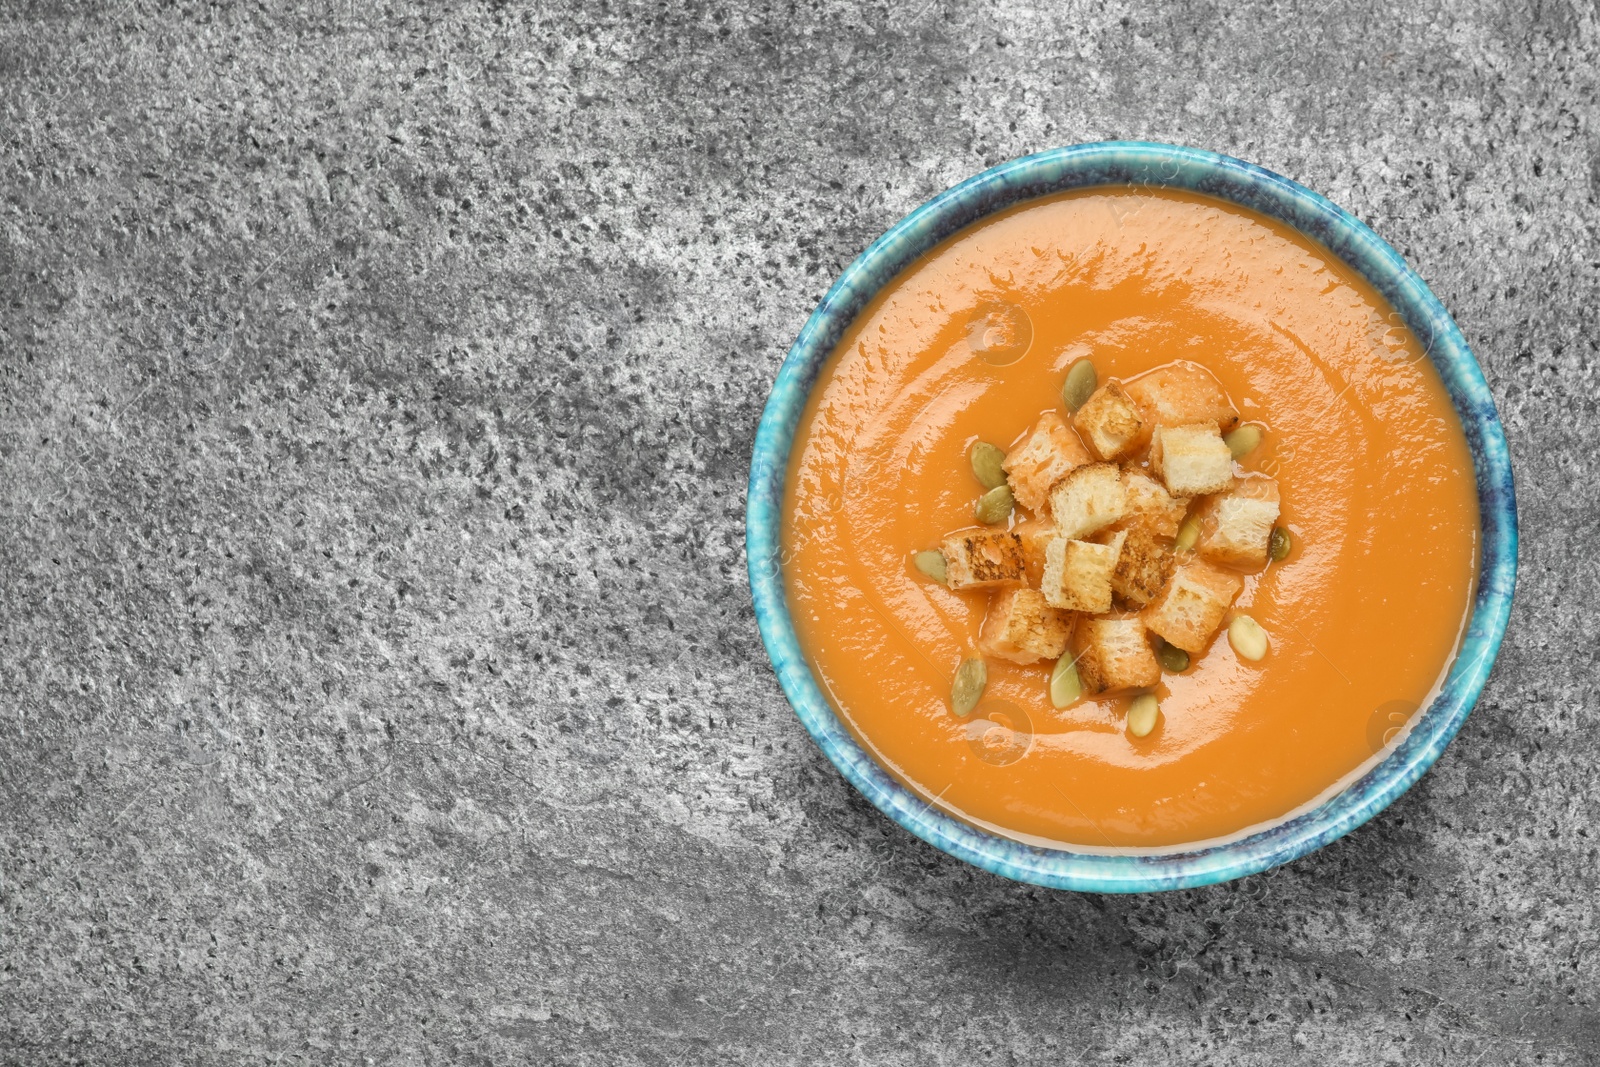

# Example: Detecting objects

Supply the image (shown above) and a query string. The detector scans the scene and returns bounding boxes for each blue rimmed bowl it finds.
[745,141,1517,893]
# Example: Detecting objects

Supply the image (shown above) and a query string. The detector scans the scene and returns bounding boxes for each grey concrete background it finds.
[1,1,1595,1063]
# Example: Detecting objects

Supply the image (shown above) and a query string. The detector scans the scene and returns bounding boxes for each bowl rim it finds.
[744,141,1518,893]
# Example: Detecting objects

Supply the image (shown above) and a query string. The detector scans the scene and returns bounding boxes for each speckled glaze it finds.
[746,142,1517,893]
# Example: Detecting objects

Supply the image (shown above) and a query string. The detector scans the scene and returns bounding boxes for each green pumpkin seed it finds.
[1228,614,1269,661]
[1224,424,1263,459]
[1049,653,1082,708]
[969,441,1008,489]
[1269,526,1292,562]
[1062,359,1098,412]
[951,657,988,718]
[1127,693,1160,738]
[974,484,1014,525]
[1156,640,1189,673]
[913,549,948,583]
[1175,516,1201,553]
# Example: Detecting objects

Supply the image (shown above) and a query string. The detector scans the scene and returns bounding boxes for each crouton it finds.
[1042,531,1125,613]
[1072,379,1144,461]
[1002,412,1091,514]
[1150,423,1234,497]
[978,587,1073,665]
[1196,476,1282,571]
[1125,362,1240,439]
[1141,557,1243,653]
[940,529,1027,590]
[1119,468,1189,539]
[1015,519,1058,588]
[1048,462,1127,540]
[1074,616,1161,695]
[1103,525,1176,608]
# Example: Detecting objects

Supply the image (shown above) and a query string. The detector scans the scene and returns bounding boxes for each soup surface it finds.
[781,187,1480,849]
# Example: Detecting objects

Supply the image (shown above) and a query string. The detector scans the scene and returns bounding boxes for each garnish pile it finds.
[913,360,1290,739]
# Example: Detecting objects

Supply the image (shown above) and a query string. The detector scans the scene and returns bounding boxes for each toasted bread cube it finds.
[1015,520,1058,588]
[1072,379,1144,461]
[1103,525,1176,608]
[978,587,1073,665]
[1125,362,1240,441]
[1100,470,1184,609]
[941,529,1026,590]
[1048,462,1127,540]
[1141,557,1243,653]
[1197,476,1282,571]
[1002,412,1091,514]
[1074,616,1161,695]
[1119,468,1189,539]
[1150,423,1234,497]
[1042,531,1125,613]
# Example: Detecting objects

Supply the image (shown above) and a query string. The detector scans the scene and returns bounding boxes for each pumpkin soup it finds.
[781,187,1479,849]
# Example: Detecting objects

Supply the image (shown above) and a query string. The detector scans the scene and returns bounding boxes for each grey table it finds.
[2,2,1595,1063]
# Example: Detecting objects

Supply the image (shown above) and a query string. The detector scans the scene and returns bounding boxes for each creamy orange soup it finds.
[782,187,1480,849]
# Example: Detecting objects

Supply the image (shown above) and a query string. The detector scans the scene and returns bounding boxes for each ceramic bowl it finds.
[745,142,1517,892]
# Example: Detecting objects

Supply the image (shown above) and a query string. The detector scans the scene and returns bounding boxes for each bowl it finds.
[745,142,1517,892]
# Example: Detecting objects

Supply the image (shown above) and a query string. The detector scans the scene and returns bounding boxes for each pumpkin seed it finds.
[1175,516,1201,553]
[1156,640,1190,673]
[1062,359,1098,412]
[974,484,1014,524]
[969,441,1008,490]
[1049,653,1082,708]
[951,657,988,718]
[1127,693,1160,738]
[913,549,947,584]
[1269,526,1292,562]
[1224,424,1263,459]
[1228,614,1270,661]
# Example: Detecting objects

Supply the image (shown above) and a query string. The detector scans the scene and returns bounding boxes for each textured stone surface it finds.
[1,1,1596,1063]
